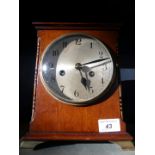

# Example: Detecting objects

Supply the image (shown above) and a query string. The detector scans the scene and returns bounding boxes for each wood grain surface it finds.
[24,23,132,141]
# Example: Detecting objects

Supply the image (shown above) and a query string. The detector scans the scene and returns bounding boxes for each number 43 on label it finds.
[98,119,121,133]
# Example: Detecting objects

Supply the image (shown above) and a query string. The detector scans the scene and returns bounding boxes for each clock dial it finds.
[40,33,116,105]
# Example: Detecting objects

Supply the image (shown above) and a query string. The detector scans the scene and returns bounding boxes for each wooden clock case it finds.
[23,22,132,141]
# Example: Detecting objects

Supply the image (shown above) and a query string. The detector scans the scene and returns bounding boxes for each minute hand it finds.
[82,58,110,65]
[90,60,112,69]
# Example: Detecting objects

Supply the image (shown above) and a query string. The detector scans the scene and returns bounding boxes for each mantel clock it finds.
[23,22,132,141]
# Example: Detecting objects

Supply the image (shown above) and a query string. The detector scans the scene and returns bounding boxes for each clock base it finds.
[22,23,134,148]
[22,131,132,141]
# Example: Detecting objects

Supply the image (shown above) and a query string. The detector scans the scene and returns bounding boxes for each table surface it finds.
[20,142,135,155]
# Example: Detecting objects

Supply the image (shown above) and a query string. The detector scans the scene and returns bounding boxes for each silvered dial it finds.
[40,33,115,105]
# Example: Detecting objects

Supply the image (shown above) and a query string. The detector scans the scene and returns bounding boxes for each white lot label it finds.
[98,119,121,133]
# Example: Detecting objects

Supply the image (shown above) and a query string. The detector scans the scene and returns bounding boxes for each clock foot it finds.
[20,140,43,149]
[110,140,135,151]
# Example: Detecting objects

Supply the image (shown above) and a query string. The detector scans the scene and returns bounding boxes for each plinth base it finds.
[22,131,132,141]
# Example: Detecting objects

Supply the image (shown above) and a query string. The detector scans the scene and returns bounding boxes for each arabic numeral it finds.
[49,63,54,68]
[60,85,65,93]
[99,51,104,58]
[63,41,68,48]
[101,78,104,84]
[53,50,59,56]
[89,86,94,93]
[103,64,107,70]
[51,77,55,82]
[74,90,79,97]
[90,42,93,48]
[106,124,112,129]
[75,38,82,45]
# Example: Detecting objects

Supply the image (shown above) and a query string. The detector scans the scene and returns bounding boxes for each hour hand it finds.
[81,76,87,89]
[75,64,90,90]
[80,70,91,90]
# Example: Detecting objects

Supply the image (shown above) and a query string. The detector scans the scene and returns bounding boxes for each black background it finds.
[20,0,135,138]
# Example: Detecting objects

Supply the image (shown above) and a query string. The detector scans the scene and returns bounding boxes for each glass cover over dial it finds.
[40,33,116,105]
